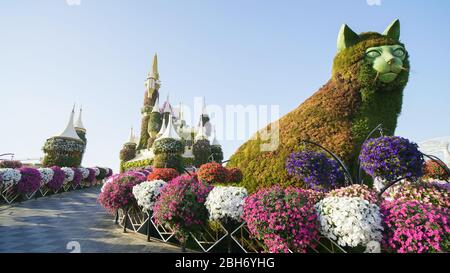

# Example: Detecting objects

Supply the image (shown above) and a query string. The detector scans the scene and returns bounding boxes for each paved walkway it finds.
[0,187,181,253]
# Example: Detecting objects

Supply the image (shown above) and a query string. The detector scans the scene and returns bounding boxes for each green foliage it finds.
[182,157,195,168]
[229,29,410,193]
[148,112,162,135]
[211,145,224,163]
[193,139,212,167]
[153,153,184,173]
[121,158,153,172]
[120,143,136,162]
[153,138,185,154]
[42,137,84,167]
[138,115,150,150]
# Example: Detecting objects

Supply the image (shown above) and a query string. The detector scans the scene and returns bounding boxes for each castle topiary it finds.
[228,20,410,192]
[42,107,86,168]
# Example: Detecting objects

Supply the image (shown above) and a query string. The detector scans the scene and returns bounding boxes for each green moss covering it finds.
[193,139,212,167]
[153,153,184,173]
[228,28,410,193]
[211,145,224,163]
[121,158,153,173]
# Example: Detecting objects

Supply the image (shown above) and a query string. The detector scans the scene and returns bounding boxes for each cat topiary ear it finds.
[383,19,400,40]
[337,24,360,52]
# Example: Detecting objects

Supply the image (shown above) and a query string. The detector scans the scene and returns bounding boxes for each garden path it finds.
[0,187,181,253]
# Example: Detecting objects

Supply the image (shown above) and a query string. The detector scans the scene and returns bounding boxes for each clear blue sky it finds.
[1,0,449,171]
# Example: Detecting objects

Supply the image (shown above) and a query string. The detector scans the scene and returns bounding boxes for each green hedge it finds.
[154,153,184,173]
[121,158,153,173]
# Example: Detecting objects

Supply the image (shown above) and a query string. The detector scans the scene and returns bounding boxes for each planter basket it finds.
[230,222,267,253]
[190,222,228,253]
[150,214,176,242]
[309,236,347,253]
[1,183,20,204]
[118,206,148,233]
[62,181,72,192]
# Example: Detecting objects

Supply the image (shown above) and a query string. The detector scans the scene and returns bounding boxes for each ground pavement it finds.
[0,187,181,253]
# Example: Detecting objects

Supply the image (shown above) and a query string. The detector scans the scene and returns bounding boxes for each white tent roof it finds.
[74,107,85,130]
[152,97,160,113]
[55,108,82,141]
[157,114,181,141]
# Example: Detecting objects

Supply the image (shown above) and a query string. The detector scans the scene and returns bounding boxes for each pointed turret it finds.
[152,96,160,113]
[157,113,181,141]
[127,127,137,144]
[211,126,220,146]
[74,106,86,132]
[56,106,82,141]
[156,116,167,137]
[195,123,208,141]
[163,93,172,113]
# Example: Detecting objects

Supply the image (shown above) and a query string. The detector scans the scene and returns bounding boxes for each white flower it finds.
[205,186,248,222]
[78,167,90,179]
[93,167,100,176]
[61,167,74,182]
[0,168,22,185]
[132,180,167,211]
[315,196,383,248]
[38,168,54,185]
[364,241,381,253]
[373,177,386,192]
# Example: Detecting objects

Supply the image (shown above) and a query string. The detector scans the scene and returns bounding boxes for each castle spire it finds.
[157,116,167,137]
[56,106,82,141]
[152,53,159,80]
[146,53,160,94]
[195,123,208,141]
[152,96,160,113]
[74,105,86,131]
[211,126,220,146]
[163,92,172,113]
[157,113,181,141]
[127,127,136,144]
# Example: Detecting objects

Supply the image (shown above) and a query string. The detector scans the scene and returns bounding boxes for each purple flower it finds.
[17,167,41,195]
[47,166,65,191]
[86,168,96,184]
[72,167,82,186]
[359,136,424,181]
[286,151,344,191]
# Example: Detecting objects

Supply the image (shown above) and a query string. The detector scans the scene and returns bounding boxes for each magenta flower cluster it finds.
[86,168,96,184]
[286,151,344,191]
[242,186,319,253]
[153,175,213,237]
[17,167,41,195]
[381,199,449,253]
[359,136,424,181]
[47,166,65,191]
[72,167,82,187]
[97,172,145,213]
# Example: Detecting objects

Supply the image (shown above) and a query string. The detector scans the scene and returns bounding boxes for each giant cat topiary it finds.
[228,20,410,192]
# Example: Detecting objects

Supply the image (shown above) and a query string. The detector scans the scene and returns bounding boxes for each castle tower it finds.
[138,54,161,150]
[74,106,87,144]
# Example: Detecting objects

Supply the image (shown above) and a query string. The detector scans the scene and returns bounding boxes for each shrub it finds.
[0,160,23,169]
[316,196,383,248]
[153,138,184,154]
[153,153,184,173]
[17,167,41,195]
[242,186,319,253]
[423,160,449,181]
[147,168,179,182]
[226,167,243,183]
[211,145,224,163]
[286,151,345,192]
[120,144,136,162]
[47,166,65,191]
[86,168,96,184]
[359,136,424,181]
[153,175,213,239]
[72,167,82,187]
[193,139,212,167]
[96,167,108,180]
[205,186,248,222]
[198,162,228,184]
[97,172,145,213]
[381,199,450,253]
[132,180,167,211]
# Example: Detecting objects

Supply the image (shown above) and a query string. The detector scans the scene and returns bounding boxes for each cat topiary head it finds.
[332,19,409,90]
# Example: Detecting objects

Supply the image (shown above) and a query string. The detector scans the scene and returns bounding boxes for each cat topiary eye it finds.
[366,50,381,58]
[393,48,405,57]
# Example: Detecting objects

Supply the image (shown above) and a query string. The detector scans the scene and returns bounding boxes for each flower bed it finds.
[205,186,247,222]
[147,168,179,182]
[197,162,229,184]
[242,186,319,253]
